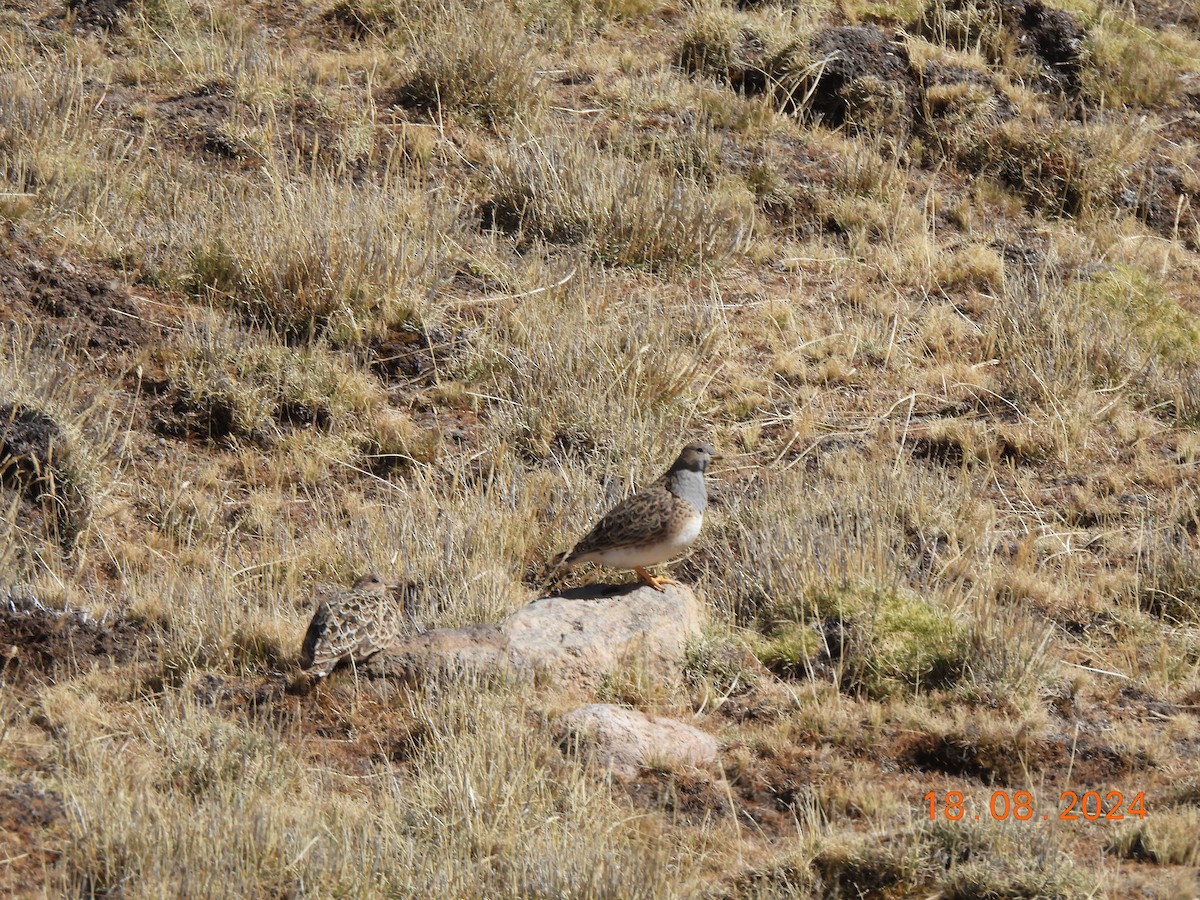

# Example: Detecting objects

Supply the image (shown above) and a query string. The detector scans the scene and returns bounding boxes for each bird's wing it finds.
[566,478,677,560]
[300,596,374,676]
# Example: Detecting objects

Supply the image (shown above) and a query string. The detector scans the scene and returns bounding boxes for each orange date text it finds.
[925,790,1146,822]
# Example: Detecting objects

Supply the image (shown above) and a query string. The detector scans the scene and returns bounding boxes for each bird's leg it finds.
[633,567,676,591]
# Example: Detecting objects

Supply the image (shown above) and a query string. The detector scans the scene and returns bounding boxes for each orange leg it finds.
[633,567,677,592]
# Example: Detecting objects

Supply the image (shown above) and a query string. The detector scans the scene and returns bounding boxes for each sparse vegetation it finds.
[2,0,1200,894]
[388,1,543,126]
[483,132,754,268]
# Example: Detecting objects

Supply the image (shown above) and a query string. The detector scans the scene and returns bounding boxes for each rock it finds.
[561,704,721,778]
[358,624,515,684]
[359,582,707,694]
[501,582,706,693]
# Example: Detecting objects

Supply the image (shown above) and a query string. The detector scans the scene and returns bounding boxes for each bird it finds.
[298,573,420,679]
[560,441,721,591]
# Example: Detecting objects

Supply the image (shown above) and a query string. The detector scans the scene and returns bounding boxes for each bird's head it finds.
[673,441,721,473]
[352,572,389,592]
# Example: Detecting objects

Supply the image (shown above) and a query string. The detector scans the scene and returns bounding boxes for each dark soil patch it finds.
[902,725,1148,786]
[370,322,466,387]
[1045,730,1151,783]
[190,672,293,717]
[299,686,427,774]
[0,589,152,684]
[919,61,1017,132]
[915,0,1085,92]
[908,430,969,466]
[804,26,918,134]
[0,402,91,549]
[811,839,912,898]
[0,403,70,501]
[1004,0,1085,79]
[190,676,289,710]
[277,96,359,172]
[157,399,237,442]
[725,745,818,833]
[278,400,330,429]
[1126,0,1199,33]
[675,25,764,95]
[323,0,404,40]
[720,863,814,899]
[617,744,817,835]
[142,351,269,446]
[189,671,430,775]
[713,687,790,724]
[1129,155,1200,250]
[679,23,920,139]
[903,728,1029,784]
[156,83,258,167]
[412,407,479,449]
[67,0,133,30]
[1115,684,1181,721]
[0,781,65,832]
[0,226,154,353]
[620,768,733,826]
[151,391,246,445]
[0,780,66,897]
[752,135,845,237]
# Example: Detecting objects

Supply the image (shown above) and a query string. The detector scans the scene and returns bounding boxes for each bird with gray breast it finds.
[561,441,721,591]
[299,573,421,679]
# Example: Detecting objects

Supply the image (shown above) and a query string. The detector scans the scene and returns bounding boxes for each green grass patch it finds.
[760,583,969,697]
[1082,265,1200,368]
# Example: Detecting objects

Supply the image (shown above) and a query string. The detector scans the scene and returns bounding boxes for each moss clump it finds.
[856,588,969,696]
[1082,265,1200,368]
[749,621,823,679]
[756,583,968,696]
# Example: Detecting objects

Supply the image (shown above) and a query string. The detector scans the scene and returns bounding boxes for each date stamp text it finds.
[925,790,1147,822]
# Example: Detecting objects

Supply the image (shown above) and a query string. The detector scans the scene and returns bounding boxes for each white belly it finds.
[587,514,703,568]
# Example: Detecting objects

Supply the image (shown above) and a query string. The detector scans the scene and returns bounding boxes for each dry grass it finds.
[2,0,1200,894]
[483,132,755,268]
[28,676,697,897]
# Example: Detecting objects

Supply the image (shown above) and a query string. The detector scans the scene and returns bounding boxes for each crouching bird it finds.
[299,573,421,679]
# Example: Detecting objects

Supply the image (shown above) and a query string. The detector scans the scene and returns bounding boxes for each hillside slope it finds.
[1,0,1199,894]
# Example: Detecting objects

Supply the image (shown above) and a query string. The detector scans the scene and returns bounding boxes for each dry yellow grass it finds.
[1,0,1199,895]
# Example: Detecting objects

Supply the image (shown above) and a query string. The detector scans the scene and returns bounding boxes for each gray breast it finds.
[668,468,708,512]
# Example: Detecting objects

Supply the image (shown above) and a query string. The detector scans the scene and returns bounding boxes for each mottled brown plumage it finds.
[299,573,420,678]
[564,442,720,590]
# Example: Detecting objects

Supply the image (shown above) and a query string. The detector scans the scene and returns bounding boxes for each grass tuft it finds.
[483,134,754,269]
[389,2,542,126]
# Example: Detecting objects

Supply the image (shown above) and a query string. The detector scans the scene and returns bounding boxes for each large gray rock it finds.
[358,623,515,683]
[501,582,706,692]
[561,703,720,777]
[360,582,706,693]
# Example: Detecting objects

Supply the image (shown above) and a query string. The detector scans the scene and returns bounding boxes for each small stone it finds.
[561,704,720,778]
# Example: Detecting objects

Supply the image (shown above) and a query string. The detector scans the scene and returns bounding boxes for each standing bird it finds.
[299,573,420,679]
[561,442,721,591]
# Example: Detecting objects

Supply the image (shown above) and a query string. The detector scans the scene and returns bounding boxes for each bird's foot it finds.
[633,567,676,592]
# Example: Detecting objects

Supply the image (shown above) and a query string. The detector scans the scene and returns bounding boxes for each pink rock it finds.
[561,703,720,777]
